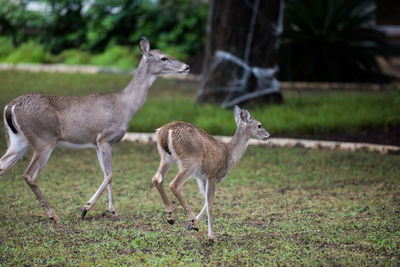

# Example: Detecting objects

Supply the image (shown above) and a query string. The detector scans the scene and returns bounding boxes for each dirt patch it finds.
[278,124,400,146]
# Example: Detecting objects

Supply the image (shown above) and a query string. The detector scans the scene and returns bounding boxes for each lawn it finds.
[0,142,399,265]
[0,70,399,265]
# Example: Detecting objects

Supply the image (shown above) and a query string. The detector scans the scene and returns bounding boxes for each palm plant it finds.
[280,0,391,82]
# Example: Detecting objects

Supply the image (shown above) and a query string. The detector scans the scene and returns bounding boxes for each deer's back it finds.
[7,93,121,144]
[157,121,229,176]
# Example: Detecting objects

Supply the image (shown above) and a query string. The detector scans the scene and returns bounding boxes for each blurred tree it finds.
[279,0,391,82]
[44,0,87,54]
[84,0,140,52]
[84,0,208,58]
[197,0,282,108]
[0,0,208,61]
[0,0,45,45]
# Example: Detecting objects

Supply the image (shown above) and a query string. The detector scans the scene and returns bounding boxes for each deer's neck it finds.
[120,57,155,118]
[226,126,250,170]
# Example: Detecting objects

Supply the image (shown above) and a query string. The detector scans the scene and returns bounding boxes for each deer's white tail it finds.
[0,105,29,178]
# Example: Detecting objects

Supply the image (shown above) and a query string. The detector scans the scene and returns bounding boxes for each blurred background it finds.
[0,0,399,145]
[1,0,399,80]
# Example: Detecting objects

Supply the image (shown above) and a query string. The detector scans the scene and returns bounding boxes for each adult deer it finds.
[0,37,189,222]
[152,106,270,241]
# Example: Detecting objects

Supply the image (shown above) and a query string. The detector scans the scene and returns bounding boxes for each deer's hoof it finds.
[110,210,119,217]
[81,207,88,219]
[167,218,175,225]
[187,222,199,231]
[208,238,215,244]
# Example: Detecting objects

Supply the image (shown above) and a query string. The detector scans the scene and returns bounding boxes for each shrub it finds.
[280,0,391,82]
[0,37,15,60]
[3,41,48,63]
[90,44,138,69]
[54,49,92,65]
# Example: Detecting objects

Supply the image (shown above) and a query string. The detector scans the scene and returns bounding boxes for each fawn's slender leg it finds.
[23,144,60,222]
[192,179,207,229]
[82,142,113,218]
[169,164,198,226]
[152,151,174,224]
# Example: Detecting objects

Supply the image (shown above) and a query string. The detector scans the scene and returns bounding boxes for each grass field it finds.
[0,70,399,265]
[0,71,399,139]
[0,142,399,265]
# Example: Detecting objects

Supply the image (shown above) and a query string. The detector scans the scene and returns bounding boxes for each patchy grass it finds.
[0,142,399,265]
[0,71,399,138]
[0,71,399,264]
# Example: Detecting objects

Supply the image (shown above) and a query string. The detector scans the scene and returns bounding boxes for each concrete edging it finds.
[121,132,400,155]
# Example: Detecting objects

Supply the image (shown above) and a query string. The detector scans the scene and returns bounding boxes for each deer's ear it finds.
[241,108,251,123]
[140,37,150,56]
[234,105,241,125]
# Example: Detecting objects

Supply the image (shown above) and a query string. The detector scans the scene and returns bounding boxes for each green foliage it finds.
[1,41,48,63]
[128,0,208,58]
[280,0,391,82]
[0,0,45,44]
[84,0,208,57]
[0,0,208,65]
[42,0,87,54]
[89,44,138,69]
[53,49,92,65]
[0,36,15,59]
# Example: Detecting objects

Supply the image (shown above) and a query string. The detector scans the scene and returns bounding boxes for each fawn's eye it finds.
[258,124,262,129]
[161,57,168,61]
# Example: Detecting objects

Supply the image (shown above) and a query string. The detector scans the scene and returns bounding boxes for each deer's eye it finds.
[258,124,262,129]
[161,57,168,61]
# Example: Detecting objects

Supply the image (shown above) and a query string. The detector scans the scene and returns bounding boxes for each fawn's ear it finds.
[234,105,242,125]
[241,108,251,123]
[140,36,150,56]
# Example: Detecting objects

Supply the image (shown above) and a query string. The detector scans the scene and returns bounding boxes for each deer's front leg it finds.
[82,142,113,219]
[97,146,117,216]
[107,184,117,215]
[206,178,217,242]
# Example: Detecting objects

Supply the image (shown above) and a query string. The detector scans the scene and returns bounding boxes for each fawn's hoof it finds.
[167,218,175,225]
[50,215,61,223]
[187,222,199,231]
[81,207,88,219]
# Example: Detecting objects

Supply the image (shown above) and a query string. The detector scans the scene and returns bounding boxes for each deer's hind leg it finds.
[23,141,59,222]
[192,178,207,230]
[152,146,175,224]
[169,159,200,230]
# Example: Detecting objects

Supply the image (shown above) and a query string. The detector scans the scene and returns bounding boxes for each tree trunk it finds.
[197,0,282,107]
